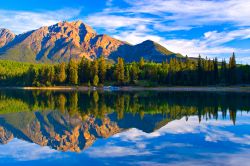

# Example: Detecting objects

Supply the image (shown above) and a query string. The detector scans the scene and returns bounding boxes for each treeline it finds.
[0,53,250,86]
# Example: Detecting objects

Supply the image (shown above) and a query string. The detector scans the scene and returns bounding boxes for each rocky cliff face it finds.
[0,29,15,48]
[0,20,182,63]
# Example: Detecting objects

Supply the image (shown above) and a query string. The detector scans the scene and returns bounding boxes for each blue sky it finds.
[0,0,250,63]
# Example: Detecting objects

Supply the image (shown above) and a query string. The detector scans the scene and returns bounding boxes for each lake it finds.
[0,89,250,166]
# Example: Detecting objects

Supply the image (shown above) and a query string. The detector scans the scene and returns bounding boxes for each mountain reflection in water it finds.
[0,90,249,153]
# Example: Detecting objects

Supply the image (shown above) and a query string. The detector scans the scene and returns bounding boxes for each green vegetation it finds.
[0,53,250,86]
[0,90,249,124]
[0,98,29,114]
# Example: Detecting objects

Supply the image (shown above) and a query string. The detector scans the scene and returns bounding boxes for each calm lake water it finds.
[0,90,250,166]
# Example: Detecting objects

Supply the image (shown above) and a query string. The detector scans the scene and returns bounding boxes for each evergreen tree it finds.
[79,59,91,83]
[197,54,203,85]
[213,58,219,84]
[229,52,237,84]
[26,65,36,86]
[125,66,130,84]
[68,60,78,85]
[220,59,227,84]
[229,52,236,69]
[130,64,139,83]
[56,62,66,84]
[91,60,99,81]
[139,57,145,69]
[183,55,192,85]
[78,58,86,84]
[48,66,55,85]
[98,56,107,84]
[93,74,99,86]
[115,57,125,85]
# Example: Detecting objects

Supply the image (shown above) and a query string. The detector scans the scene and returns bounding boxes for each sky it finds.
[0,0,250,63]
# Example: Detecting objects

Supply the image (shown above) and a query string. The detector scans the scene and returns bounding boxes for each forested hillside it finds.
[0,53,249,87]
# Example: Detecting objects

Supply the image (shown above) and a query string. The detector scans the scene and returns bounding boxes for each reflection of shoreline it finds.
[1,86,250,93]
[0,90,248,152]
[0,110,247,153]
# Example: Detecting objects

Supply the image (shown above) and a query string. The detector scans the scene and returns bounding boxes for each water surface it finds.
[0,90,250,166]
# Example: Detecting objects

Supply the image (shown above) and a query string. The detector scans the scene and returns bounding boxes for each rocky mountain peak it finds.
[51,20,96,36]
[0,28,15,48]
[0,20,181,63]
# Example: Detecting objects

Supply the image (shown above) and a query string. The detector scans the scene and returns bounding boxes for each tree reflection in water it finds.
[0,90,249,152]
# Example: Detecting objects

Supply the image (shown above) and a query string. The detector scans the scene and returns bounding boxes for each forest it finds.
[0,53,250,87]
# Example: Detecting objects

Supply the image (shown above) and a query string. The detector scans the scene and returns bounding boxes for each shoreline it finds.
[1,86,250,93]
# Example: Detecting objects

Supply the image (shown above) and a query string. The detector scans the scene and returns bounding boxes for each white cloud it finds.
[153,23,192,32]
[113,31,162,44]
[86,145,151,158]
[154,142,193,150]
[123,0,250,27]
[0,139,63,161]
[86,14,153,33]
[114,128,160,141]
[0,8,81,34]
[204,29,250,46]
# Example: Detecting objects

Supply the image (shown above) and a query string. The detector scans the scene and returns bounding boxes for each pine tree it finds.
[79,59,91,83]
[68,60,78,85]
[213,58,219,84]
[197,54,203,85]
[48,66,55,85]
[139,57,145,69]
[229,52,236,69]
[125,66,130,84]
[98,56,107,84]
[183,55,191,85]
[57,62,66,84]
[93,74,99,86]
[26,65,36,86]
[130,64,139,83]
[229,52,237,84]
[91,60,99,81]
[220,59,227,84]
[78,58,86,84]
[115,57,125,85]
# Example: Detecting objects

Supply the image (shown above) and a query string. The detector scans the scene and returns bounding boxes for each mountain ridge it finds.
[0,20,182,63]
[0,28,16,48]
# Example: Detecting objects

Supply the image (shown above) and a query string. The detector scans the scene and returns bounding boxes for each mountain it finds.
[110,40,183,62]
[0,29,15,48]
[0,20,182,63]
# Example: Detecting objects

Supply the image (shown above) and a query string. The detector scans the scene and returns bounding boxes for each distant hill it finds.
[110,40,183,62]
[0,20,182,63]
